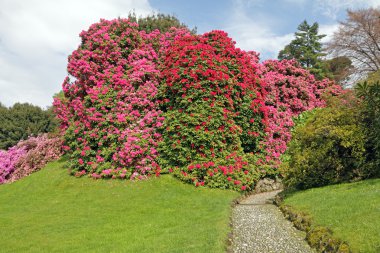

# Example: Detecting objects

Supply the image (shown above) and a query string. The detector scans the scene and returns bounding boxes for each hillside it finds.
[283,179,380,253]
[0,159,239,253]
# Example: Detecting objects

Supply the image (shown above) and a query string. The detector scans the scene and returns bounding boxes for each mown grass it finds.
[0,159,239,253]
[283,179,380,253]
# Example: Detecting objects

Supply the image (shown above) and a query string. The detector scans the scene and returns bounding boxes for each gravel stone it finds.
[231,190,314,253]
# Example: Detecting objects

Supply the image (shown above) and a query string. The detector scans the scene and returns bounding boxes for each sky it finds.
[1,0,379,108]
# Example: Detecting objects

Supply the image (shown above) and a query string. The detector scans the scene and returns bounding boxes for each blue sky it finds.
[1,0,379,108]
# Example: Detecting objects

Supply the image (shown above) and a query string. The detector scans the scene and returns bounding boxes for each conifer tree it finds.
[278,20,330,80]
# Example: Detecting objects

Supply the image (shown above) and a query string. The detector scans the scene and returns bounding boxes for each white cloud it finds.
[0,0,154,108]
[318,24,340,60]
[315,0,380,19]
[319,23,339,43]
[223,1,293,60]
[225,22,293,60]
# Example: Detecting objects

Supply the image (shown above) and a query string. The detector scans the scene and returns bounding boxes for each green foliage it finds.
[355,80,380,175]
[0,103,58,150]
[278,20,331,80]
[283,93,370,189]
[364,70,380,84]
[280,109,320,168]
[0,160,239,252]
[291,108,320,133]
[128,11,196,33]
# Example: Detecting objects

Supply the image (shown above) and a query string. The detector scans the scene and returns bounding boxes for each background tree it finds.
[278,20,330,80]
[327,8,380,77]
[325,56,354,86]
[0,103,57,150]
[128,11,196,33]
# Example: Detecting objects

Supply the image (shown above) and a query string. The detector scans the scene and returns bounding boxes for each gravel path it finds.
[231,190,314,253]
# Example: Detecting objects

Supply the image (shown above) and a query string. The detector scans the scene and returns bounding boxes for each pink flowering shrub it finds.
[0,134,63,184]
[9,134,63,182]
[54,19,167,179]
[260,59,342,167]
[0,146,27,184]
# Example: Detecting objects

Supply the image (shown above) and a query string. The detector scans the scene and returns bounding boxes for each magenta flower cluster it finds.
[0,146,27,184]
[53,19,190,179]
[260,59,343,166]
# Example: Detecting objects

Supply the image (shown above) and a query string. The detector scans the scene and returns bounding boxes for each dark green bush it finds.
[282,93,369,189]
[356,80,380,177]
[0,103,58,150]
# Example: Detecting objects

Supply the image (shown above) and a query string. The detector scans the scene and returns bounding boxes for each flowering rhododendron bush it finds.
[0,146,26,184]
[54,19,170,180]
[53,18,342,191]
[0,134,63,184]
[260,59,342,166]
[9,134,63,182]
[157,31,268,190]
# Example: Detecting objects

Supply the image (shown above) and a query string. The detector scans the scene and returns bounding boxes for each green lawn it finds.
[283,179,380,253]
[0,159,239,253]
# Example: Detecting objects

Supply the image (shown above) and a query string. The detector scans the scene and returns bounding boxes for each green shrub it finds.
[282,92,369,189]
[356,80,380,177]
[0,103,58,150]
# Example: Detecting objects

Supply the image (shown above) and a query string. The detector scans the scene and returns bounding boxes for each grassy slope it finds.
[283,179,380,253]
[0,159,239,253]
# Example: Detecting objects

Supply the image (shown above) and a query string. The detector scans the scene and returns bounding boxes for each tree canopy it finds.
[127,11,196,33]
[325,56,354,86]
[0,103,57,150]
[327,8,380,77]
[278,20,330,80]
